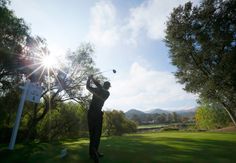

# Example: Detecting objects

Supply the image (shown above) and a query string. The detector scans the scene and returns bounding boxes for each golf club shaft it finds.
[93,69,115,76]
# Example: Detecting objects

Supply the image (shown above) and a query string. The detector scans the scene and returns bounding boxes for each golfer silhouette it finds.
[86,75,110,162]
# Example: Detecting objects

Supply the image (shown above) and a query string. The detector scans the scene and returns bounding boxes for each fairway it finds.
[1,132,236,163]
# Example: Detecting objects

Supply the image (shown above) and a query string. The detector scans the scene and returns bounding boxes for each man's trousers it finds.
[88,110,103,156]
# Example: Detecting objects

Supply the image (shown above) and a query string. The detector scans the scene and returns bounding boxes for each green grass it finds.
[1,132,236,163]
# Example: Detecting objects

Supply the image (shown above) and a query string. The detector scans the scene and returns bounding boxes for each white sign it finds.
[26,83,43,103]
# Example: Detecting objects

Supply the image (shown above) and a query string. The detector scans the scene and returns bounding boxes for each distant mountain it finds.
[125,109,146,119]
[145,108,170,114]
[175,107,197,117]
[125,107,197,119]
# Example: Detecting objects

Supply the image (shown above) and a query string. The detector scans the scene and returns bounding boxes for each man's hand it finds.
[88,75,93,80]
[88,75,101,88]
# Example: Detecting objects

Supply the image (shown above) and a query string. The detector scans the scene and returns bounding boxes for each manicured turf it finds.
[1,132,236,162]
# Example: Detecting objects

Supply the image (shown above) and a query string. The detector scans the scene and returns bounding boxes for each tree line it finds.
[1,101,137,143]
[129,112,192,125]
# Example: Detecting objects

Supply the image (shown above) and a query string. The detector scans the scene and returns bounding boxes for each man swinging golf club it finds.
[86,75,111,162]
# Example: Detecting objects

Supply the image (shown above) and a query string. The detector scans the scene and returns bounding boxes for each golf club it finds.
[93,69,117,76]
[56,68,116,89]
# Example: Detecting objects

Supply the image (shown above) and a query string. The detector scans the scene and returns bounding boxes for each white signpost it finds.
[8,81,43,150]
[26,82,43,103]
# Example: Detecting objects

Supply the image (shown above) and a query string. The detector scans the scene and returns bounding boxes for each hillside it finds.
[125,108,196,124]
[125,109,146,119]
[146,108,170,114]
[175,108,196,117]
[125,108,196,118]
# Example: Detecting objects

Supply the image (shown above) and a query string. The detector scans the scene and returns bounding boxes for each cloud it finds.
[88,0,201,47]
[87,1,120,47]
[87,1,200,111]
[127,0,197,41]
[105,62,197,111]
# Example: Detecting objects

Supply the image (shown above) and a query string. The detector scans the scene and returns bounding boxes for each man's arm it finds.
[86,75,95,93]
[86,75,102,94]
[91,77,102,89]
[86,75,109,101]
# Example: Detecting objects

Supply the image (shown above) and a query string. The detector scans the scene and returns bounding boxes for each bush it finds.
[37,103,88,140]
[195,105,231,130]
[103,110,137,136]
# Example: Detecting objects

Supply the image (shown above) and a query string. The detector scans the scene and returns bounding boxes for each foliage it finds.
[129,112,189,125]
[195,102,231,129]
[37,102,88,140]
[0,1,48,140]
[103,110,137,136]
[0,89,20,127]
[0,0,35,142]
[0,0,31,94]
[165,0,236,125]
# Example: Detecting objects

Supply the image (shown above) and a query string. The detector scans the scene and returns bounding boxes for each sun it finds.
[41,55,57,69]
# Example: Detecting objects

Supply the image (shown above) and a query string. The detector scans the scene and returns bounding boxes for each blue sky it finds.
[10,0,200,112]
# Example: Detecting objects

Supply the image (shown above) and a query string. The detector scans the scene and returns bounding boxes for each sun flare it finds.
[41,55,57,69]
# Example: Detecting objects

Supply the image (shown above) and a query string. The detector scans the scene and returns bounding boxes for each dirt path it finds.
[212,126,236,132]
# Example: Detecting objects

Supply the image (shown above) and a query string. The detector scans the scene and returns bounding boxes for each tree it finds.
[25,42,102,140]
[165,0,236,126]
[195,102,231,129]
[103,110,137,136]
[0,0,32,94]
[159,113,168,123]
[130,114,141,124]
[0,89,20,127]
[37,102,87,140]
[167,113,173,123]
[172,112,179,123]
[0,0,40,141]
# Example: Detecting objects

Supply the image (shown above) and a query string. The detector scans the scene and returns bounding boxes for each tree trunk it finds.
[223,106,236,127]
[26,90,60,141]
[26,119,37,141]
[26,103,39,141]
[26,101,49,141]
[216,94,236,127]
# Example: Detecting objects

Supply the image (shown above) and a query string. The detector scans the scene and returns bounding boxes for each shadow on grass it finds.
[98,135,236,163]
[0,141,65,163]
[1,133,236,163]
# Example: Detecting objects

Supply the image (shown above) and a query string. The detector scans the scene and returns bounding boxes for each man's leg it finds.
[89,122,100,163]
[89,124,100,162]
[89,126,95,157]
[94,112,103,153]
[88,112,96,157]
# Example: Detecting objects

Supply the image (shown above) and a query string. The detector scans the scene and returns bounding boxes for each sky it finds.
[10,0,200,112]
